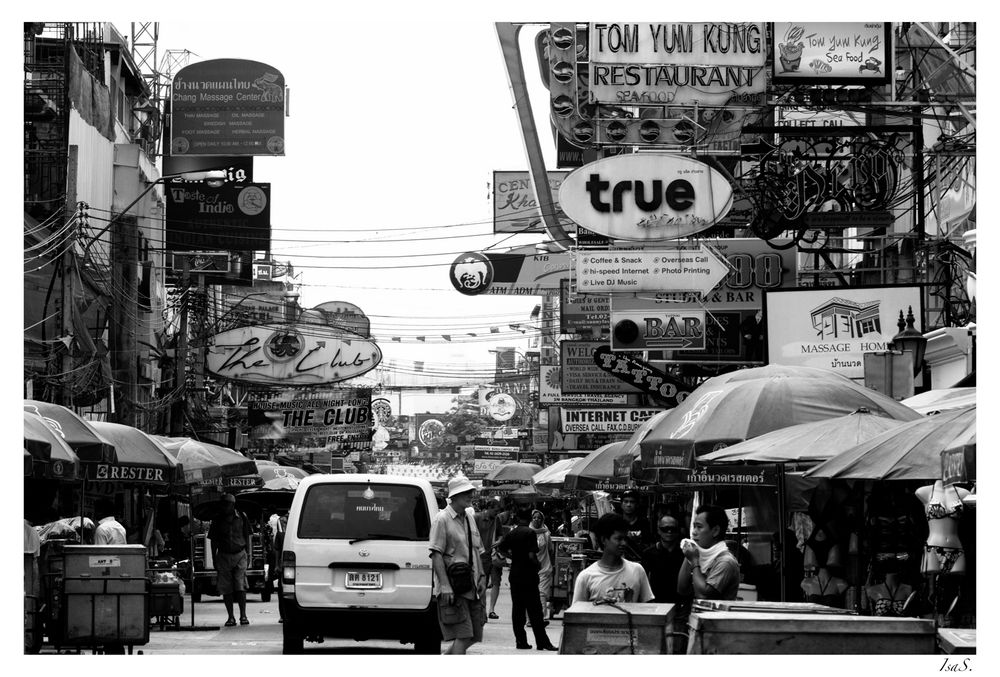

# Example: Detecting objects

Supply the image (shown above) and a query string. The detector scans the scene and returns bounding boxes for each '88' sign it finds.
[726,253,783,289]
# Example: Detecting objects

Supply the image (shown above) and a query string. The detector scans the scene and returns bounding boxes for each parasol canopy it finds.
[532,458,584,488]
[707,364,855,384]
[24,411,80,480]
[804,405,975,481]
[24,400,115,463]
[698,409,909,465]
[563,441,630,491]
[153,436,260,487]
[902,387,976,415]
[89,422,184,486]
[236,463,312,511]
[482,462,542,486]
[638,375,921,463]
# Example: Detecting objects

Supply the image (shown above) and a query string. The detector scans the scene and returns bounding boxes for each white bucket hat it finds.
[447,474,476,499]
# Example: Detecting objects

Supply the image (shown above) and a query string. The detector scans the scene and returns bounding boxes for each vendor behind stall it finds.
[572,513,654,605]
[677,504,740,601]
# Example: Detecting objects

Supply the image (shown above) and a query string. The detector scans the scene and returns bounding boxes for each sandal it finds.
[225,618,237,627]
[239,617,250,625]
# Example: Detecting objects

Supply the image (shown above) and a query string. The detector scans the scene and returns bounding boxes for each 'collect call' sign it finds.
[171,59,286,156]
[588,22,766,106]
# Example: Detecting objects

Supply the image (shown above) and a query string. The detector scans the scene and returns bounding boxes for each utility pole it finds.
[111,212,139,426]
[59,147,79,408]
[170,262,191,435]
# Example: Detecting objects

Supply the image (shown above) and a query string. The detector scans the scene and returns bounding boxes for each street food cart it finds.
[559,602,675,655]
[687,611,935,654]
[44,544,150,654]
[549,536,591,617]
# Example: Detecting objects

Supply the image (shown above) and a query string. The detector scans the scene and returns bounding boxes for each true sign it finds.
[577,246,730,294]
[559,154,734,240]
[611,309,707,351]
[207,324,382,385]
[593,345,692,407]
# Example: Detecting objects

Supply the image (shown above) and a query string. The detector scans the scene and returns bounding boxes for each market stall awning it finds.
[563,441,631,491]
[902,388,976,415]
[24,411,80,480]
[804,405,976,481]
[24,400,116,463]
[482,462,542,486]
[698,409,909,465]
[153,436,260,486]
[88,422,184,486]
[532,458,583,488]
[637,374,921,467]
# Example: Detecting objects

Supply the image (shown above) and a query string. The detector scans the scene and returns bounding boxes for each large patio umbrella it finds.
[24,410,80,480]
[698,409,910,465]
[804,405,976,481]
[563,441,630,491]
[637,375,921,467]
[88,422,184,488]
[532,458,584,488]
[23,400,115,463]
[482,461,543,486]
[236,463,311,511]
[902,388,976,415]
[153,436,259,487]
[708,364,854,384]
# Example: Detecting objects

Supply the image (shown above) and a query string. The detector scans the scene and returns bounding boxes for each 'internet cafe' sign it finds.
[171,59,286,156]
[588,23,766,106]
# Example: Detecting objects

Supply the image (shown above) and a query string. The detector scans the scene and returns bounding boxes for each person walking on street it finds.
[474,497,507,620]
[530,509,554,618]
[208,493,252,627]
[497,507,557,651]
[93,499,127,545]
[573,513,654,605]
[677,504,741,602]
[430,475,487,655]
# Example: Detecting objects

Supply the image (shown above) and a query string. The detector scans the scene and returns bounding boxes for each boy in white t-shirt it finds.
[573,513,654,605]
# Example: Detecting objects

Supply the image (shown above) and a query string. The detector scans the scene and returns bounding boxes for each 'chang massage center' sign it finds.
[588,22,766,106]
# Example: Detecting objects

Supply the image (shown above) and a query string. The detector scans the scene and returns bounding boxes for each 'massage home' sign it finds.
[207,323,382,385]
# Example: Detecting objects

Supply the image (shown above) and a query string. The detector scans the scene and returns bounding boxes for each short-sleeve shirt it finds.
[621,516,654,561]
[572,559,654,604]
[94,517,127,545]
[498,525,540,582]
[429,505,484,599]
[641,542,686,603]
[208,511,250,554]
[702,551,741,600]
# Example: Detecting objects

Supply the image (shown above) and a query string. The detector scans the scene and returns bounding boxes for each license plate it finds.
[346,571,383,589]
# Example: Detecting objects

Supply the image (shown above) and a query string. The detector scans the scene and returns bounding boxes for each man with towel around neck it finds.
[677,504,740,601]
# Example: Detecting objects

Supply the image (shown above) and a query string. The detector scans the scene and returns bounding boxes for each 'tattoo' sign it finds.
[559,153,733,241]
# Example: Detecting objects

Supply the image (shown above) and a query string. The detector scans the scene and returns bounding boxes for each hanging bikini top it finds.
[805,576,845,608]
[926,485,964,520]
[870,583,909,617]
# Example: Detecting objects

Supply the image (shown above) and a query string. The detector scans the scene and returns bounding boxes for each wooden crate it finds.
[559,602,675,655]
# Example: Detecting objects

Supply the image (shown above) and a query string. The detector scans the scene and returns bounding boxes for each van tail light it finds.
[281,551,296,588]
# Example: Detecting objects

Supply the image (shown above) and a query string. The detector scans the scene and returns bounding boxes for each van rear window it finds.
[297,483,431,540]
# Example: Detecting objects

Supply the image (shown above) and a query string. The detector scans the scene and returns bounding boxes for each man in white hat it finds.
[429,474,486,654]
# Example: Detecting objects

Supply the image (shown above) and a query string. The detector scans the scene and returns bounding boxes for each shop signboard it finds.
[577,246,730,294]
[763,285,924,379]
[560,279,610,338]
[308,301,371,337]
[219,286,285,325]
[246,388,372,446]
[770,22,892,85]
[170,59,286,156]
[559,155,735,241]
[588,23,767,106]
[560,341,644,395]
[941,448,970,486]
[206,323,382,385]
[165,182,271,252]
[539,365,628,406]
[560,407,660,434]
[593,346,692,406]
[653,464,780,487]
[494,170,571,234]
[449,245,573,296]
[610,309,707,351]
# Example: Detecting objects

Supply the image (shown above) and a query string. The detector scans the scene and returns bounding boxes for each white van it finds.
[279,474,442,654]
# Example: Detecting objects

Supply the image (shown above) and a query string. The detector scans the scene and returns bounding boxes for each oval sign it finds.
[206,323,382,385]
[558,153,733,241]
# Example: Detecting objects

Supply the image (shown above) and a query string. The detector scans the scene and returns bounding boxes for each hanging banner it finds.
[171,59,286,156]
[246,388,372,444]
